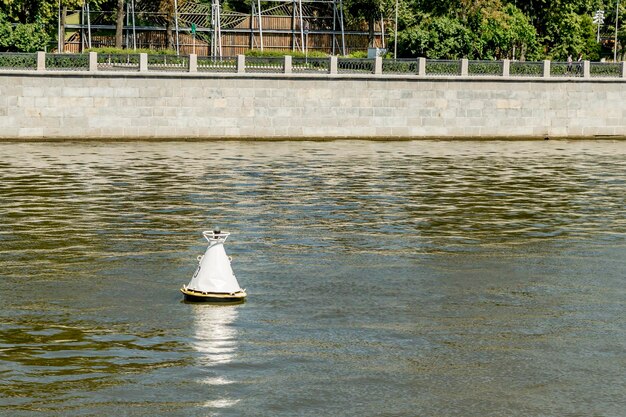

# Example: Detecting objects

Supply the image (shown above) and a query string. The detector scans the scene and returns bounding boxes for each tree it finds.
[469,3,538,59]
[345,0,394,47]
[115,0,125,48]
[159,0,176,50]
[396,15,472,58]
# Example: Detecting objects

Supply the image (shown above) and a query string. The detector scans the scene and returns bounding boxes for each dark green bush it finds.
[245,49,328,58]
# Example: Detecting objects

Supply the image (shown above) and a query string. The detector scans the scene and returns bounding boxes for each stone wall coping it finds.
[1,70,625,83]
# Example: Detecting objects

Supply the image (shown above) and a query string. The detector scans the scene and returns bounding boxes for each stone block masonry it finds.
[1,71,626,140]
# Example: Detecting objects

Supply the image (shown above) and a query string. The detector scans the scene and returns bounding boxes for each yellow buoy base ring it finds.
[180,287,247,303]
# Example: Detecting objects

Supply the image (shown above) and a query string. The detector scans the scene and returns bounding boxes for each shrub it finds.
[7,22,49,53]
[85,47,176,55]
[346,50,368,58]
[245,49,328,58]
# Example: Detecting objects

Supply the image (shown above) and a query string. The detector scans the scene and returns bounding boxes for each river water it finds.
[0,140,624,416]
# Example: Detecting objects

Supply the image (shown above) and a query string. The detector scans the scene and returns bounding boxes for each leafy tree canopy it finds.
[0,0,623,59]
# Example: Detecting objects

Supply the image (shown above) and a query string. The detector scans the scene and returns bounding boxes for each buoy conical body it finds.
[181,231,246,302]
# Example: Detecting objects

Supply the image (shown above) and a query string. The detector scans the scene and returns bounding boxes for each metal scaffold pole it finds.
[211,0,222,57]
[86,1,92,49]
[258,0,264,50]
[298,0,304,52]
[131,0,137,50]
[339,0,346,55]
[174,0,180,55]
[61,0,354,56]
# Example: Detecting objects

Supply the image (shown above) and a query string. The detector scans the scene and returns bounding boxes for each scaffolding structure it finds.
[64,0,381,56]
[248,0,346,56]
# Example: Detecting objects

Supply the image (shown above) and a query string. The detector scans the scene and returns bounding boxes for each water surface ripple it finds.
[0,141,625,416]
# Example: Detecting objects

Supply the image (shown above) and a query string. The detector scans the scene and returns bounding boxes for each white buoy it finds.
[181,230,246,302]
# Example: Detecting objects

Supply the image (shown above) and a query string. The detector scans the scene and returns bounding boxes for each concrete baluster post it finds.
[139,53,148,72]
[502,59,510,77]
[461,58,469,76]
[89,52,98,72]
[36,51,46,71]
[284,55,292,74]
[374,56,383,75]
[417,57,426,76]
[237,55,246,73]
[621,61,626,78]
[189,54,198,72]
[543,60,551,78]
[330,56,338,75]
[583,60,590,78]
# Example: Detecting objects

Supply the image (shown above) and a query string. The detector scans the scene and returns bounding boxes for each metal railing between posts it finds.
[0,52,38,70]
[292,57,330,74]
[97,53,141,71]
[197,56,237,73]
[1,52,625,79]
[425,59,461,76]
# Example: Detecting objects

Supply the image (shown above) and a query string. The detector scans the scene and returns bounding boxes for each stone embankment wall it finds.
[1,70,626,140]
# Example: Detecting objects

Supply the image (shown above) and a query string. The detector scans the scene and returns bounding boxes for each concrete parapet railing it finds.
[3,52,624,80]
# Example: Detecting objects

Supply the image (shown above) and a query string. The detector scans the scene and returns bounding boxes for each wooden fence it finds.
[64,10,383,55]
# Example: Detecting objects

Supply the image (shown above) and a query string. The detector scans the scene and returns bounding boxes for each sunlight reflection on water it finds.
[0,140,625,416]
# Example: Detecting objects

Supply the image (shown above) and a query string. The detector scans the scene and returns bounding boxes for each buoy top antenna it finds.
[202,230,230,242]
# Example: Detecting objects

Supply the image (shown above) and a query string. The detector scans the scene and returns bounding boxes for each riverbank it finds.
[2,69,626,140]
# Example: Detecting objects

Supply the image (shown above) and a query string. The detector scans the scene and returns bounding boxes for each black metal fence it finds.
[0,53,624,79]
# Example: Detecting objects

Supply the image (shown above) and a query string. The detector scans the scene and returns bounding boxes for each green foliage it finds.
[479,4,539,60]
[545,11,600,60]
[0,0,619,60]
[395,1,539,60]
[0,12,12,50]
[397,16,471,58]
[347,50,368,58]
[245,49,328,58]
[0,4,50,52]
[85,47,176,55]
[96,53,140,65]
[396,26,430,57]
[9,22,50,52]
